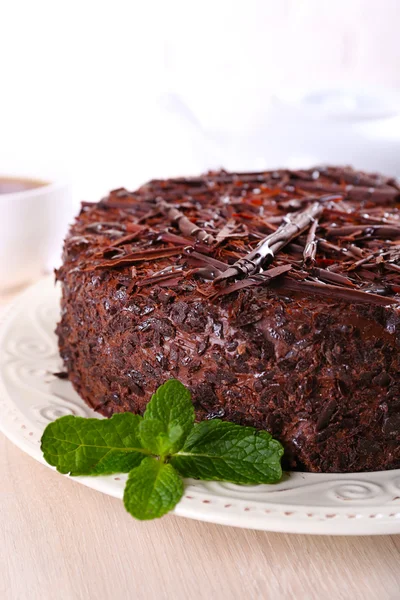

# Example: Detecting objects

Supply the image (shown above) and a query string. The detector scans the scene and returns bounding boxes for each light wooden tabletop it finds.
[2,285,400,600]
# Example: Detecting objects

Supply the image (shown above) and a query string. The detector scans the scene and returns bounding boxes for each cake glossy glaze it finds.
[56,167,400,473]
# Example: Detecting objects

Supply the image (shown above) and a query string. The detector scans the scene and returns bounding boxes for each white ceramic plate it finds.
[2,277,400,535]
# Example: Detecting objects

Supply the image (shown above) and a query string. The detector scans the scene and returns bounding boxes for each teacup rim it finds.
[0,177,69,200]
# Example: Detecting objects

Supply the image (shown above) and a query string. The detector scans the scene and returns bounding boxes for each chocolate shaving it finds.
[214,201,322,285]
[185,250,229,272]
[318,240,347,256]
[311,268,357,288]
[303,219,319,266]
[210,264,293,300]
[125,223,149,233]
[347,244,365,258]
[91,247,184,270]
[98,200,139,211]
[85,221,126,233]
[97,247,126,259]
[157,231,194,246]
[108,231,146,247]
[275,277,398,307]
[192,266,221,280]
[157,277,184,287]
[53,371,69,379]
[327,225,400,239]
[215,219,244,245]
[157,200,215,245]
[386,263,400,274]
[136,270,185,287]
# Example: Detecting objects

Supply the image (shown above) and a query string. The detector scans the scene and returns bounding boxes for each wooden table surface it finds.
[2,284,400,600]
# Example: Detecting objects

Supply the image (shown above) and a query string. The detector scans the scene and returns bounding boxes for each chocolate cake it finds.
[56,166,400,473]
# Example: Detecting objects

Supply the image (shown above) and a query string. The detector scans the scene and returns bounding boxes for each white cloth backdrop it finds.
[1,0,400,200]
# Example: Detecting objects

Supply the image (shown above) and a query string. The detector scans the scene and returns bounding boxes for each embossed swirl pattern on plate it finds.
[4,359,61,387]
[5,337,56,361]
[331,482,386,502]
[185,478,393,506]
[34,401,92,422]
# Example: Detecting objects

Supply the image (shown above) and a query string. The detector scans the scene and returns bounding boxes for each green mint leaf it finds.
[171,420,284,485]
[139,419,184,456]
[41,413,150,476]
[143,379,194,453]
[123,457,183,520]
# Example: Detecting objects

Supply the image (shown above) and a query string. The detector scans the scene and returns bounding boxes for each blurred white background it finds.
[1,0,400,200]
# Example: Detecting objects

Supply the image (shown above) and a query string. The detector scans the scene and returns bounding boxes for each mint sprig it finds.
[123,457,184,520]
[143,378,194,454]
[41,412,149,475]
[41,379,284,520]
[171,420,283,485]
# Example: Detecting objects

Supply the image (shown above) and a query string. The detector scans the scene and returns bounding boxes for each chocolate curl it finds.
[310,268,357,288]
[303,219,319,266]
[214,202,323,285]
[157,200,215,245]
[275,277,398,307]
[210,264,293,300]
[347,251,383,271]
[327,224,400,239]
[386,263,400,275]
[89,247,184,270]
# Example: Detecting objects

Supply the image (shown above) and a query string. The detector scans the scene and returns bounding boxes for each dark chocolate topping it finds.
[68,166,400,308]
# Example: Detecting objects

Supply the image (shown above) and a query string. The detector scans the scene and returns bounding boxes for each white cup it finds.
[0,176,75,292]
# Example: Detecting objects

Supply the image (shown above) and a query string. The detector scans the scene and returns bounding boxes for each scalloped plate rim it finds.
[1,277,400,535]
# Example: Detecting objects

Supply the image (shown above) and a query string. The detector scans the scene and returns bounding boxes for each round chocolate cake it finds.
[56,166,400,473]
